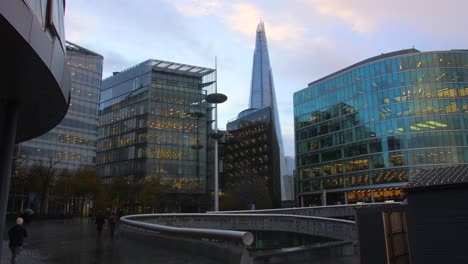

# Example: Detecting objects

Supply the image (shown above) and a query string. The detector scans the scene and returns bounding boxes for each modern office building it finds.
[1,0,70,258]
[224,21,285,208]
[225,107,281,208]
[19,42,103,170]
[97,60,216,212]
[294,49,468,206]
[283,156,295,201]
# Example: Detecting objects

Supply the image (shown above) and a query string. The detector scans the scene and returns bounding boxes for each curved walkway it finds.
[2,218,217,264]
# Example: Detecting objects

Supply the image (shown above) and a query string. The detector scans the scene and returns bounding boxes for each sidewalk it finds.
[1,218,218,264]
[2,241,47,264]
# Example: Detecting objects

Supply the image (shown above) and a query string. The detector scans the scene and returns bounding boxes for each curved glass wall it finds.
[20,42,103,170]
[294,50,468,206]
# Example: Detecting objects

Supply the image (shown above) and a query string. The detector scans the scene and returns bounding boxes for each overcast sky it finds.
[65,0,468,157]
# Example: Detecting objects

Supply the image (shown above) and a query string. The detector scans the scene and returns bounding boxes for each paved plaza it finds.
[2,218,217,264]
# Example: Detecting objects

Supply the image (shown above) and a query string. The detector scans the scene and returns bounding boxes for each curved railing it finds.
[120,214,254,246]
[120,213,356,242]
[210,202,401,218]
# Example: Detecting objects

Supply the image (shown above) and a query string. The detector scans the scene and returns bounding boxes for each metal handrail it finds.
[120,214,254,246]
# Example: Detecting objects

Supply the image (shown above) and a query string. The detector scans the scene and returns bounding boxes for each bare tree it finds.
[72,166,101,216]
[9,145,28,212]
[29,157,60,215]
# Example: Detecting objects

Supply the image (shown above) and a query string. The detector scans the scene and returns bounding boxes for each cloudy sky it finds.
[65,0,468,157]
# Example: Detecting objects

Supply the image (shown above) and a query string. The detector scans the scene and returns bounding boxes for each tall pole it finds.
[214,56,219,212]
[0,101,19,260]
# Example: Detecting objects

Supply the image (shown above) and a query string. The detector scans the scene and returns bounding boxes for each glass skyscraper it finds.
[224,21,286,208]
[97,60,215,211]
[19,42,103,170]
[294,49,468,206]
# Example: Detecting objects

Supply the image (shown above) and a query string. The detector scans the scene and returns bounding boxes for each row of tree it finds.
[9,150,275,215]
[9,151,166,216]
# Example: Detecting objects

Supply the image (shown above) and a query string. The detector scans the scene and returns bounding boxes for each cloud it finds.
[310,0,376,33]
[309,0,468,36]
[223,3,262,39]
[65,8,102,43]
[174,0,223,16]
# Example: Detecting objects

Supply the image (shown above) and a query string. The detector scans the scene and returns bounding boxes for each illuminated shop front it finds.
[294,49,468,206]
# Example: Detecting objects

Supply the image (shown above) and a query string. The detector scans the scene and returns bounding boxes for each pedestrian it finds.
[108,212,117,235]
[95,211,106,234]
[8,217,28,264]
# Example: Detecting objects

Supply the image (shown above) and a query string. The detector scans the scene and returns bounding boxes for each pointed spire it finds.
[247,21,288,200]
[257,20,264,32]
[249,21,273,109]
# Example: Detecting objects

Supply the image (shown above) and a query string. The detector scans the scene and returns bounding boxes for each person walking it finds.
[8,217,28,264]
[95,211,106,234]
[108,212,117,235]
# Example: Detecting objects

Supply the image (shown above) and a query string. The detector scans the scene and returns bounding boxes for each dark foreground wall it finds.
[406,188,468,264]
[355,203,406,264]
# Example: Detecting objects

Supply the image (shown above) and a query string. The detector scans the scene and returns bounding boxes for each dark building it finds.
[97,59,216,212]
[1,0,70,258]
[404,165,468,263]
[224,107,281,208]
[355,165,468,263]
[294,49,468,206]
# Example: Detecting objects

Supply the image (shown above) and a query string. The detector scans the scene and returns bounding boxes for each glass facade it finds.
[23,0,66,49]
[294,49,468,206]
[225,21,286,205]
[97,60,215,195]
[225,107,281,207]
[20,42,103,170]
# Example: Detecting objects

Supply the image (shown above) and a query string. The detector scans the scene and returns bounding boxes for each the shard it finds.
[224,21,289,209]
[249,21,288,200]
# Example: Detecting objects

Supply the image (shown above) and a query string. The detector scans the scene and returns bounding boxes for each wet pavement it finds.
[2,218,218,264]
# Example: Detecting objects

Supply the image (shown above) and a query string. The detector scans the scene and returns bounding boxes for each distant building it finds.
[294,49,468,206]
[19,42,104,170]
[97,60,215,212]
[224,21,285,208]
[283,156,295,201]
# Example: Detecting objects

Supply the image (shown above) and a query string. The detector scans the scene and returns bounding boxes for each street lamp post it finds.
[206,57,227,211]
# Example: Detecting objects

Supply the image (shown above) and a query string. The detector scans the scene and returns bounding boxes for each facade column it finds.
[0,101,19,260]
[344,192,348,204]
[371,189,375,203]
[322,189,327,206]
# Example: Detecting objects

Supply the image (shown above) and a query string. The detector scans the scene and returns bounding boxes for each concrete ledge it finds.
[251,241,357,264]
[120,213,358,264]
[120,225,252,264]
[135,213,356,241]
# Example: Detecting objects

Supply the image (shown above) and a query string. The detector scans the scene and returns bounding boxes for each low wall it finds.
[251,241,357,264]
[120,225,251,264]
[139,213,356,241]
[120,213,357,264]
